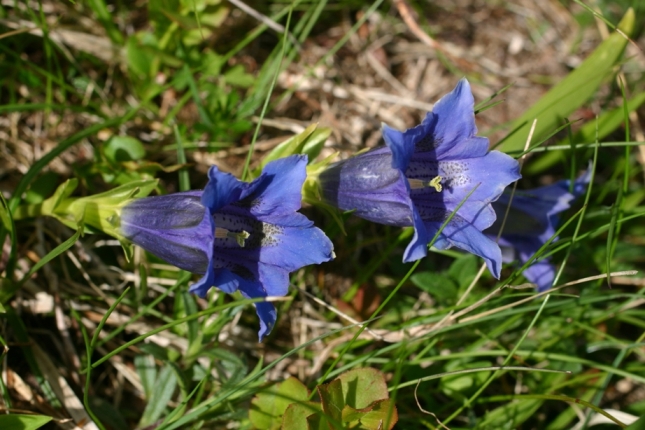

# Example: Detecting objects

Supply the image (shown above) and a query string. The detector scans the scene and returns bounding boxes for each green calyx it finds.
[13,179,158,255]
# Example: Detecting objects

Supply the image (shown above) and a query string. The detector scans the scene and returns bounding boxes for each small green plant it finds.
[250,368,397,430]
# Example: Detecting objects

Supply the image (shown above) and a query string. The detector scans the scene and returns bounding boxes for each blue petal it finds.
[190,268,217,297]
[382,80,490,166]
[407,151,521,227]
[522,259,556,292]
[120,192,213,274]
[202,166,247,213]
[431,217,503,278]
[258,263,290,296]
[382,124,416,172]
[428,79,490,160]
[402,206,431,262]
[235,278,277,342]
[241,155,308,219]
[256,220,335,273]
[319,148,416,227]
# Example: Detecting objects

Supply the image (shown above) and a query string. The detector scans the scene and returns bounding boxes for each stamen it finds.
[429,175,443,192]
[407,176,443,192]
[407,178,426,189]
[215,227,251,247]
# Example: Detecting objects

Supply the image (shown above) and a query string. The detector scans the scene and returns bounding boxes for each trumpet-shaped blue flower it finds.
[121,155,334,340]
[486,168,591,291]
[319,79,521,277]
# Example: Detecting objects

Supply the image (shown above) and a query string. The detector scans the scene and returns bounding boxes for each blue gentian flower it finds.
[486,168,591,291]
[319,79,521,277]
[121,155,334,340]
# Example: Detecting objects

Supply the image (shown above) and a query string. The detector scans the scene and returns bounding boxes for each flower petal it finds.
[241,155,308,218]
[521,259,556,292]
[121,193,213,274]
[426,79,490,160]
[319,148,416,227]
[382,124,416,172]
[202,166,247,213]
[235,277,277,342]
[431,216,503,278]
[402,206,431,262]
[255,219,335,273]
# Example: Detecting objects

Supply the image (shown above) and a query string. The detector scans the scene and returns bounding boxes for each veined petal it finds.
[521,259,556,292]
[408,151,521,214]
[241,155,309,218]
[486,165,591,290]
[431,216,503,278]
[202,166,247,213]
[319,148,416,227]
[402,206,431,262]
[427,79,490,160]
[254,220,335,272]
[235,277,277,342]
[382,124,416,172]
[120,193,213,274]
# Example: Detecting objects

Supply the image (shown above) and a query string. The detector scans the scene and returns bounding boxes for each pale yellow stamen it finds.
[215,227,251,247]
[429,175,443,192]
[407,175,443,192]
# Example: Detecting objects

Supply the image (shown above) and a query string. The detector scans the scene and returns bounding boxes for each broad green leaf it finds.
[250,377,309,430]
[335,367,390,409]
[318,368,396,430]
[282,401,324,430]
[566,92,645,146]
[126,32,161,79]
[448,253,479,289]
[252,124,331,177]
[410,271,458,301]
[104,136,146,162]
[317,378,344,425]
[138,363,178,428]
[526,92,645,174]
[341,399,398,430]
[498,8,635,152]
[0,414,52,430]
[24,171,60,204]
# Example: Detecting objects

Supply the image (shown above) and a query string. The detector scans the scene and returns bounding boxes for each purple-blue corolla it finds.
[486,168,591,291]
[121,155,334,340]
[319,79,521,277]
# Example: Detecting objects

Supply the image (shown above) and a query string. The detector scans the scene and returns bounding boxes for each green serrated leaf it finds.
[250,377,310,430]
[498,8,635,152]
[0,414,53,430]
